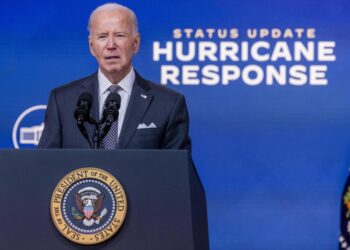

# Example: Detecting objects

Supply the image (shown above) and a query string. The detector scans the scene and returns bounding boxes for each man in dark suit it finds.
[38,3,191,151]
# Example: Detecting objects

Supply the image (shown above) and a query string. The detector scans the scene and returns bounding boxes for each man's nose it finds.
[106,35,117,49]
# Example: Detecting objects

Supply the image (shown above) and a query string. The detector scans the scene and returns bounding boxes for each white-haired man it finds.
[39,3,191,151]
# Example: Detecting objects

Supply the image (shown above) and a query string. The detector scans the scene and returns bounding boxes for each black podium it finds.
[0,149,209,250]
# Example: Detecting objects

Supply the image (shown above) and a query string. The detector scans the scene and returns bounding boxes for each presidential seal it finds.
[50,168,127,245]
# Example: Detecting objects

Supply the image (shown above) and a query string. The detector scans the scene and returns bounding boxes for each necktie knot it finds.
[107,85,122,93]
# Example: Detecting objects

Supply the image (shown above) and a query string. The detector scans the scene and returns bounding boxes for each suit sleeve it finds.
[162,94,192,153]
[38,90,62,148]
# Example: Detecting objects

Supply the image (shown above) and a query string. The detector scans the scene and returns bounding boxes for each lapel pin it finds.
[140,94,147,99]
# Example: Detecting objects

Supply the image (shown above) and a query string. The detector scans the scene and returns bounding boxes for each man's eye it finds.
[97,36,107,40]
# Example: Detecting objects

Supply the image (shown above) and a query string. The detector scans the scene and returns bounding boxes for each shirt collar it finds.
[98,67,135,96]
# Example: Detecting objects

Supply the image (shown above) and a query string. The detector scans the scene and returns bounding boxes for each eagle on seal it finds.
[72,187,105,224]
[75,193,104,220]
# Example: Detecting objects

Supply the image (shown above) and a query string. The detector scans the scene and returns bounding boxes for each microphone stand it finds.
[88,117,113,149]
[88,117,100,149]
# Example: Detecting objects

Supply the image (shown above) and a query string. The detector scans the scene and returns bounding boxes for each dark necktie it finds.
[101,85,121,149]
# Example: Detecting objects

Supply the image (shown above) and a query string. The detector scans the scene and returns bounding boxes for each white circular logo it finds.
[12,105,47,149]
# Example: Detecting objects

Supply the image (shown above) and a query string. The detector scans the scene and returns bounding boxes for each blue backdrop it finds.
[1,0,349,249]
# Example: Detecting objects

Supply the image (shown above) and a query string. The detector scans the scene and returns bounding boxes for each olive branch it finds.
[71,207,84,220]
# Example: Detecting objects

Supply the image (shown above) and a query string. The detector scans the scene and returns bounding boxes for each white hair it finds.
[88,3,139,35]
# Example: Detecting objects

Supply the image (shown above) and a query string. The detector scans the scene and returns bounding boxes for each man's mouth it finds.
[105,56,120,60]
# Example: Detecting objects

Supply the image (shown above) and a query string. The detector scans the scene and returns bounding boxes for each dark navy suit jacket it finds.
[38,71,191,151]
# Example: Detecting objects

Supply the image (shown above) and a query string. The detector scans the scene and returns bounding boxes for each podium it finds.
[0,149,209,250]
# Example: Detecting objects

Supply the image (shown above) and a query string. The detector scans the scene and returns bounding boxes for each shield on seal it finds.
[84,205,94,219]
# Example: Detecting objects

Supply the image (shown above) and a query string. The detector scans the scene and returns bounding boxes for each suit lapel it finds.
[118,73,153,148]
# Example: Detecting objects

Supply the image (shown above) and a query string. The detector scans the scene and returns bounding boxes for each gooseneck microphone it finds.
[102,92,121,126]
[74,92,92,124]
[100,92,121,142]
[73,91,121,149]
[74,92,93,147]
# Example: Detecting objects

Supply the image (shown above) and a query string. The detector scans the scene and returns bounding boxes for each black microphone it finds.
[102,92,121,126]
[74,92,93,148]
[74,92,92,124]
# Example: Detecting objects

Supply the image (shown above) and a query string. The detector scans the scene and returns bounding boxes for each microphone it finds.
[102,92,121,126]
[74,92,93,148]
[74,92,92,124]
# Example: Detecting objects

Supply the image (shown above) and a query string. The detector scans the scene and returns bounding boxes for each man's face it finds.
[89,9,140,82]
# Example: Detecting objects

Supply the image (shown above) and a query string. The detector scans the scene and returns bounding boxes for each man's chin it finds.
[100,66,130,80]
[101,66,122,74]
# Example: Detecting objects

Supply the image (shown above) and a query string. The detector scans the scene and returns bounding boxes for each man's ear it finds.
[89,36,96,57]
[133,34,141,54]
